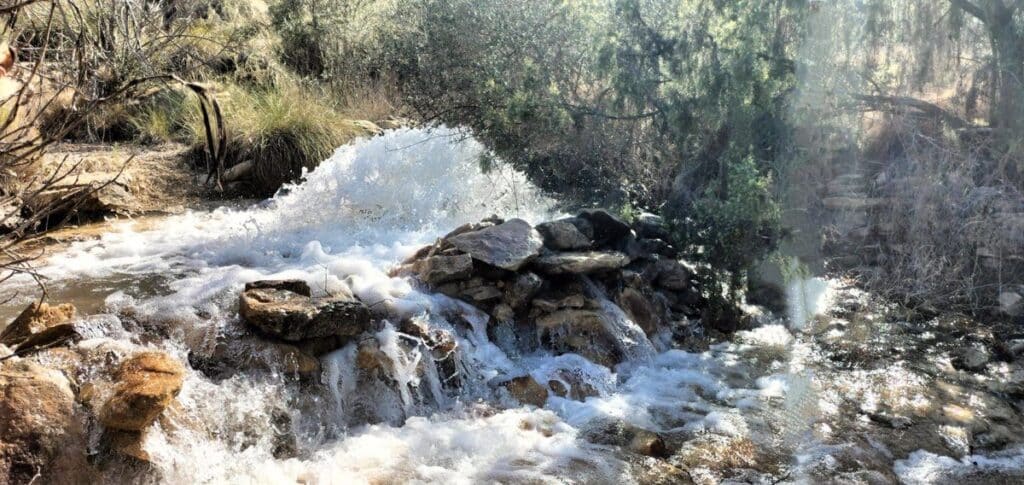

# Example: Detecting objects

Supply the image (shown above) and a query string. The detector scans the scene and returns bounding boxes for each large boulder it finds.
[0,302,76,348]
[536,219,592,250]
[577,209,632,246]
[0,361,83,483]
[100,351,186,431]
[239,280,371,342]
[446,218,543,271]
[533,251,631,275]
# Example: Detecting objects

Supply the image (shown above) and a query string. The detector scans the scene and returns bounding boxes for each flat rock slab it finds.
[533,251,631,275]
[239,280,371,342]
[447,218,543,271]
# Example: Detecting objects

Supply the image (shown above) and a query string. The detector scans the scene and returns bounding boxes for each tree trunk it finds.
[988,6,1024,134]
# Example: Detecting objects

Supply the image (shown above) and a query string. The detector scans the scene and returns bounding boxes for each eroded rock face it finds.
[446,218,543,271]
[0,302,76,348]
[100,351,186,431]
[0,360,82,483]
[239,280,371,342]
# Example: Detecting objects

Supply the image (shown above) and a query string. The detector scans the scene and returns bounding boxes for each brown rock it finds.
[239,280,371,342]
[356,338,389,371]
[0,302,76,348]
[502,375,549,407]
[546,370,599,401]
[583,420,668,457]
[536,310,621,367]
[105,429,151,462]
[100,352,186,431]
[0,361,83,483]
[617,287,661,336]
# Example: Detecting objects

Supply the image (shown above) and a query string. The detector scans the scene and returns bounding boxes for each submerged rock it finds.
[583,419,668,457]
[239,279,371,342]
[501,375,549,407]
[100,352,186,431]
[533,251,631,275]
[447,218,543,271]
[0,301,76,348]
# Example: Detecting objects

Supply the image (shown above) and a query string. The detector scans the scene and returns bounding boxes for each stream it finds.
[2,127,1023,484]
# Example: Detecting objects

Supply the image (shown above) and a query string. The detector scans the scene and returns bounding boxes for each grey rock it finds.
[953,343,991,372]
[633,212,669,240]
[577,209,632,246]
[415,253,474,286]
[536,219,591,250]
[507,272,543,310]
[447,218,543,271]
[654,259,691,291]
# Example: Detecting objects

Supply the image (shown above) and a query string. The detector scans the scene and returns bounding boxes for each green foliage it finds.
[678,155,782,277]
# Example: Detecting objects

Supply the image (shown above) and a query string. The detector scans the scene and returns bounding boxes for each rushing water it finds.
[3,127,1023,484]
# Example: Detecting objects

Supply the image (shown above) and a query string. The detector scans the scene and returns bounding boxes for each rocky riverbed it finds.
[1,128,1023,484]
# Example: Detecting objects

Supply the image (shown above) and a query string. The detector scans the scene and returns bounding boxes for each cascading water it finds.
[5,127,1022,484]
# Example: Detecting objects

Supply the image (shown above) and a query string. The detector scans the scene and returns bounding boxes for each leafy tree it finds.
[383,0,806,276]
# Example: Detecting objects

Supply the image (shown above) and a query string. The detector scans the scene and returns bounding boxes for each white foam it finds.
[894,447,1024,485]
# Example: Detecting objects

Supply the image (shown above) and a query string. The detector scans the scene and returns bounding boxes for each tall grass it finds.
[178,79,365,194]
